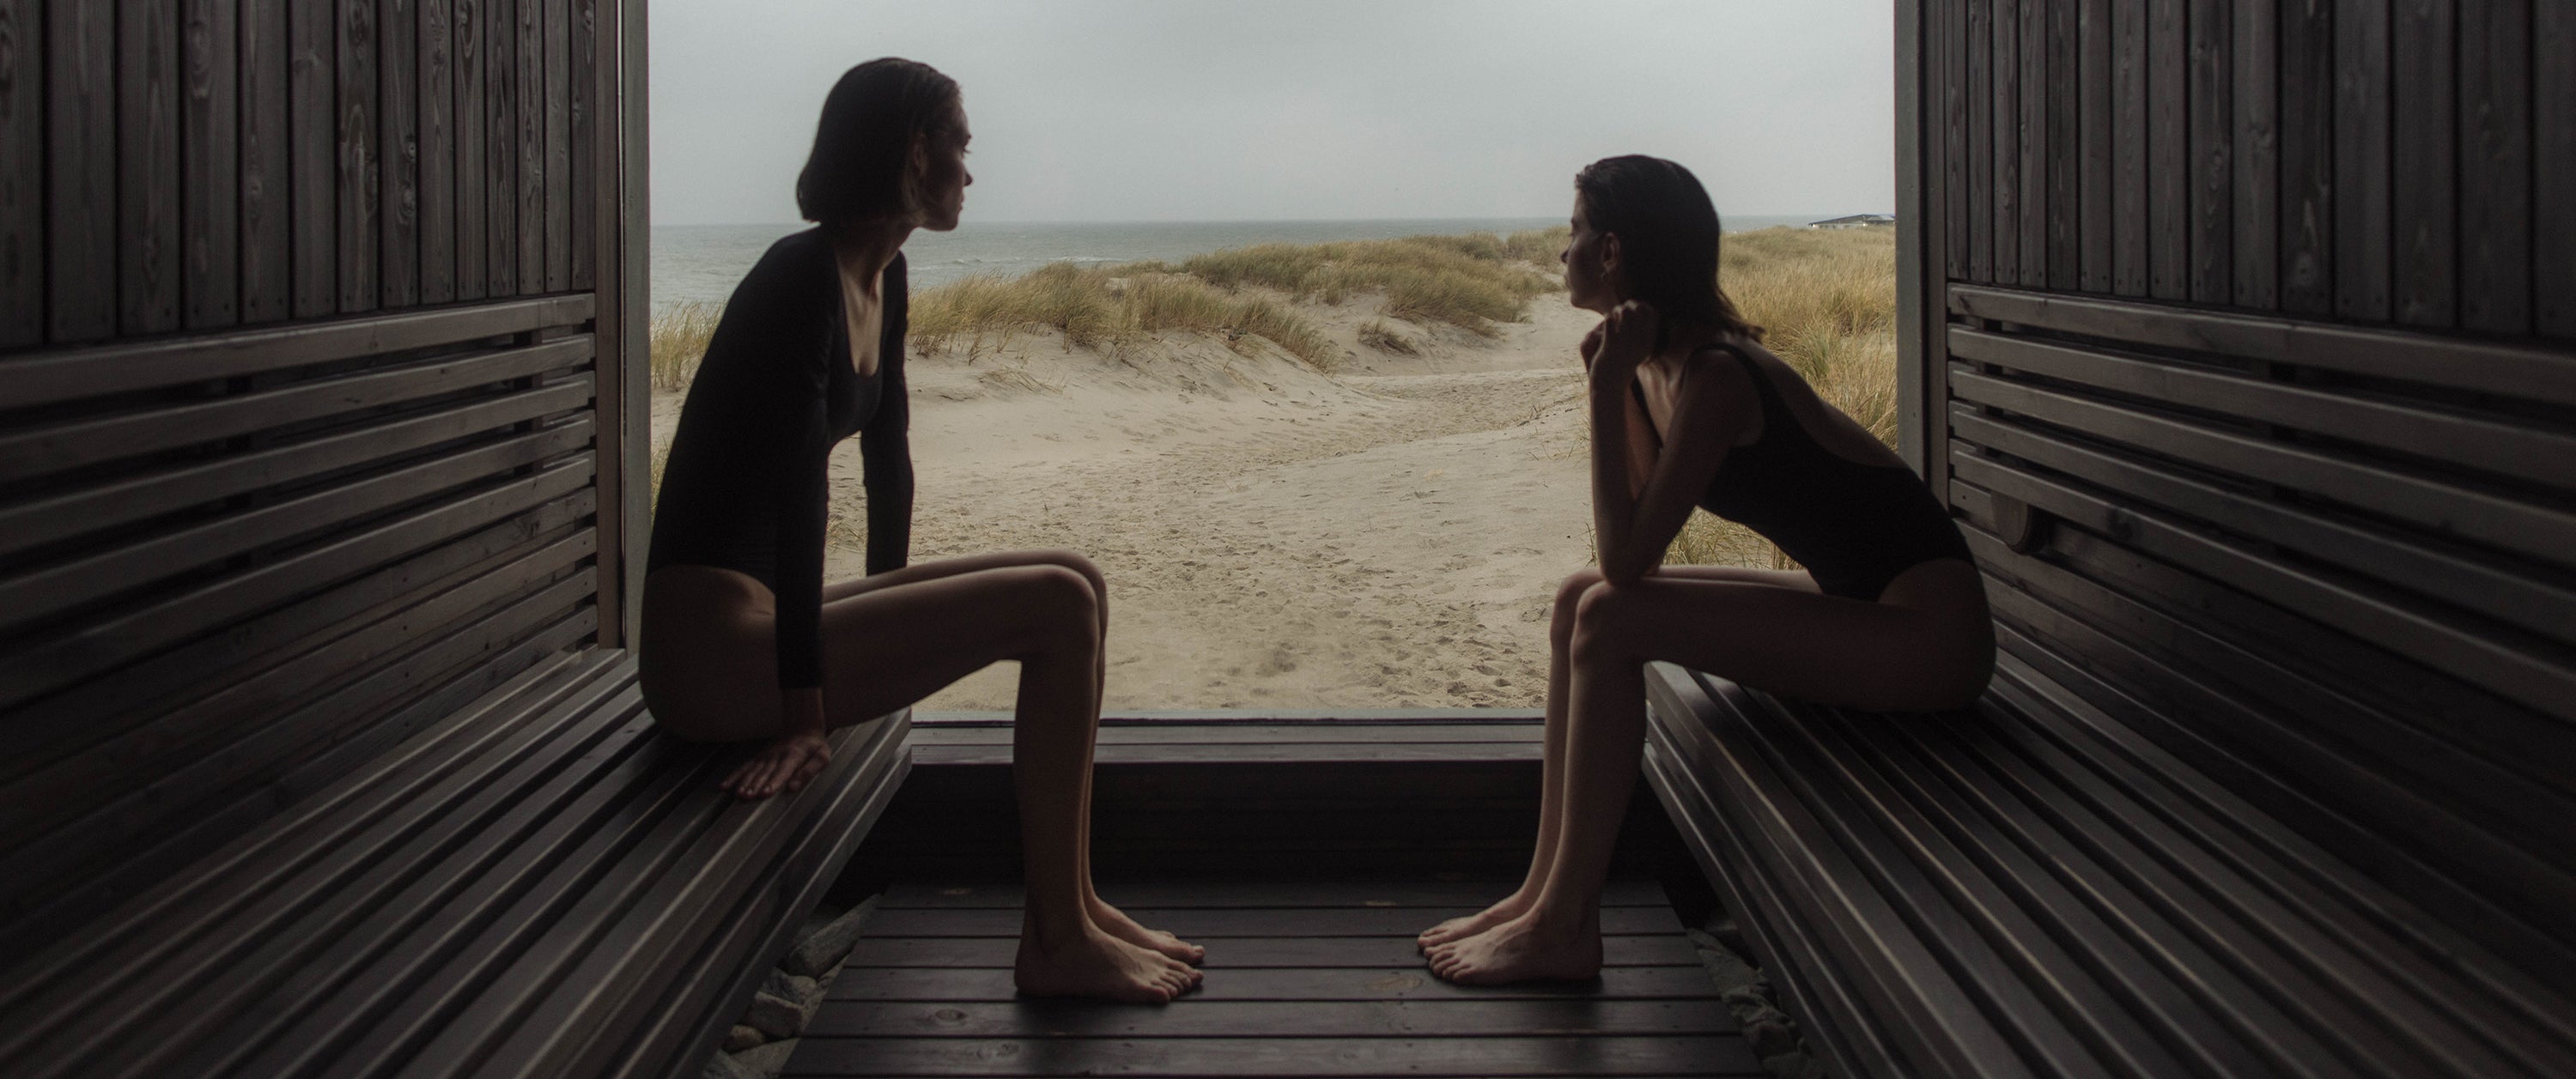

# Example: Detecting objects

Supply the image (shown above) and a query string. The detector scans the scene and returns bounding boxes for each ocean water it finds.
[650,214,1841,308]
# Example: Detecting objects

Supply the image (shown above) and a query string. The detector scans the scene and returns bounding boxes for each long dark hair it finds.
[1574,155,1763,343]
[796,58,961,226]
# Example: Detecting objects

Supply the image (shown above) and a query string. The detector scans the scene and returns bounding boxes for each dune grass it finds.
[648,300,722,391]
[1666,227,1899,569]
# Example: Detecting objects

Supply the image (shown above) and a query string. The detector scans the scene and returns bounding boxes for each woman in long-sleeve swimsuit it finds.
[639,58,1201,1003]
[1419,156,1996,985]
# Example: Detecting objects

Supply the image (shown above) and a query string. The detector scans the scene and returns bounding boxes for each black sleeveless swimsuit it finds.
[1686,345,1971,601]
[646,230,914,690]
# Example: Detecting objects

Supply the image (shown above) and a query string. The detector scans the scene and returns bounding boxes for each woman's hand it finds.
[1589,300,1660,386]
[720,688,833,800]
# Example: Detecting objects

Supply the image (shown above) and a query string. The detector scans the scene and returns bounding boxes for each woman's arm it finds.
[1588,303,1751,584]
[860,256,914,574]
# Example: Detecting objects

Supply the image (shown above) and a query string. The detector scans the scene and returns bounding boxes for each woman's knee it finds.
[1032,549,1107,598]
[1551,568,1606,644]
[1567,579,1637,663]
[1012,564,1102,645]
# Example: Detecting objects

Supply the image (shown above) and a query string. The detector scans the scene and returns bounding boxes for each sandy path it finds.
[651,295,1601,710]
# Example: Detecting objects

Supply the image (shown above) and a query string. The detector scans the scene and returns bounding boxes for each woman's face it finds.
[914,100,974,232]
[1562,196,1620,312]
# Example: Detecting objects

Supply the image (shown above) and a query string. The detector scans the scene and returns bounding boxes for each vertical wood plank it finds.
[543,0,566,292]
[289,0,335,318]
[2537,2,2574,338]
[240,0,290,323]
[2111,0,2147,294]
[514,0,539,294]
[568,0,591,289]
[2079,0,2111,291]
[2146,0,2185,299]
[2391,0,2452,327]
[0,0,40,347]
[1970,0,1992,281]
[2277,0,2333,315]
[2456,0,2529,335]
[419,0,453,303]
[2046,0,2079,288]
[591,0,628,645]
[2019,0,2048,286]
[122,0,183,333]
[183,0,241,330]
[2230,0,2275,309]
[2333,0,2391,320]
[379,0,415,307]
[455,0,483,300]
[2185,0,2230,304]
[1993,0,2020,284]
[1945,0,1969,281]
[336,0,377,312]
[47,0,113,342]
[485,0,513,294]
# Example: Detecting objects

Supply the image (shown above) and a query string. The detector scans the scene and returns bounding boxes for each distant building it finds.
[1809,214,1897,229]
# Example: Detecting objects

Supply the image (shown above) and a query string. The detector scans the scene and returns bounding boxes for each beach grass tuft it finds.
[648,300,722,391]
[1357,318,1419,355]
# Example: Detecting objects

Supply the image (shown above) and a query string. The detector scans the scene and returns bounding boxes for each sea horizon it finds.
[651,214,1867,307]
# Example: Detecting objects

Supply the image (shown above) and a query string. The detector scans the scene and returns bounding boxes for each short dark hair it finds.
[1574,155,1763,342]
[796,58,962,226]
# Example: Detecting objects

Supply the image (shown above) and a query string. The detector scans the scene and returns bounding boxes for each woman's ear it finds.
[1598,233,1622,282]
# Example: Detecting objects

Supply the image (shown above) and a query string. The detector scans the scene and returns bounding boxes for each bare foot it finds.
[719,730,831,800]
[1091,898,1206,963]
[1423,911,1602,985]
[1015,924,1203,1003]
[1416,889,1534,951]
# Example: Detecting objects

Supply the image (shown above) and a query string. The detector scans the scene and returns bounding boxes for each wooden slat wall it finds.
[0,1,636,959]
[1920,0,2576,998]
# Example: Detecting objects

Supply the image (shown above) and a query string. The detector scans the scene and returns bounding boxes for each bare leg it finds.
[1419,564,1818,950]
[1428,564,1990,985]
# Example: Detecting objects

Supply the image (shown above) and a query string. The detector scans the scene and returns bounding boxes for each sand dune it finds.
[650,290,1601,710]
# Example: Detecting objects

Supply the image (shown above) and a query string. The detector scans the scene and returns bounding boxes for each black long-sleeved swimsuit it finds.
[646,229,913,690]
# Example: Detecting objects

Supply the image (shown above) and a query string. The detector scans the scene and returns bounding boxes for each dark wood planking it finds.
[2540,3,2574,339]
[2276,0,2331,314]
[878,879,1668,910]
[2334,0,2390,320]
[568,0,591,289]
[335,0,377,312]
[1937,0,1958,283]
[2456,0,2530,335]
[2230,0,2275,308]
[2111,0,2146,294]
[912,743,1543,768]
[2045,0,2077,288]
[2145,0,2184,299]
[380,0,416,307]
[119,0,183,334]
[1993,0,2020,285]
[862,906,1677,940]
[543,0,567,292]
[514,0,539,294]
[0,292,590,405]
[2391,0,2452,326]
[2184,0,2229,304]
[786,1035,1765,1078]
[1946,283,2576,404]
[289,0,335,318]
[419,0,453,303]
[1968,0,1991,282]
[913,724,1542,747]
[183,0,241,330]
[806,1000,1733,1040]
[484,0,513,294]
[2021,0,2049,287]
[849,935,1704,971]
[0,0,39,346]
[240,0,289,323]
[453,0,483,300]
[2078,0,2111,291]
[46,0,115,342]
[829,965,1723,1003]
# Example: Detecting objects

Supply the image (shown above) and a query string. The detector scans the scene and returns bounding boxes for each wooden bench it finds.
[1643,655,2576,1079]
[0,648,910,1079]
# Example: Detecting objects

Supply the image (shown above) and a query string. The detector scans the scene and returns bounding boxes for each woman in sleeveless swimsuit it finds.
[1420,155,1995,985]
[640,59,1200,1003]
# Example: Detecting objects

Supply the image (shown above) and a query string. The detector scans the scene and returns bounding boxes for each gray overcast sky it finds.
[648,1,1895,225]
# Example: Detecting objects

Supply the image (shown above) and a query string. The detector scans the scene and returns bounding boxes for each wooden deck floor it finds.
[782,877,1759,1077]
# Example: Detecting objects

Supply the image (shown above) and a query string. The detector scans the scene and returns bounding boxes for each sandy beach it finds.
[650,288,1601,711]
